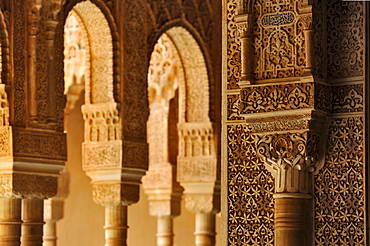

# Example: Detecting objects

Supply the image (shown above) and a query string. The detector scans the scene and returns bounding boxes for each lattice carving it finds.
[122,0,148,139]
[73,1,114,104]
[332,83,363,114]
[227,124,274,245]
[14,0,27,126]
[166,27,210,123]
[315,117,365,245]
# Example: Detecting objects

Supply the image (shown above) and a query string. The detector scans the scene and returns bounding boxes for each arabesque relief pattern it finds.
[315,117,364,245]
[227,124,274,246]
[253,0,307,80]
[313,1,366,245]
[226,1,275,244]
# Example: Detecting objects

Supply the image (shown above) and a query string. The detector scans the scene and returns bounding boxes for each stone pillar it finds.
[235,1,325,244]
[195,213,216,246]
[21,199,44,246]
[0,198,22,246]
[104,205,128,246]
[0,83,64,246]
[43,198,65,246]
[240,83,328,246]
[235,14,253,86]
[274,195,311,246]
[177,122,220,246]
[82,102,147,246]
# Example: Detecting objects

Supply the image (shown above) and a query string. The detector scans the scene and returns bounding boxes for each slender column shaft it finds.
[156,216,173,246]
[275,197,312,246]
[42,220,57,246]
[21,199,44,246]
[303,29,315,71]
[104,205,128,246]
[0,198,22,246]
[195,213,216,246]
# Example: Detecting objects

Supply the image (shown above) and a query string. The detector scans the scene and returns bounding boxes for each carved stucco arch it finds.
[0,9,9,86]
[53,0,120,122]
[149,22,213,123]
[69,1,113,104]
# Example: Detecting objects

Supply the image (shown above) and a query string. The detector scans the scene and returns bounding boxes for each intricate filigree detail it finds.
[227,124,274,245]
[13,130,66,160]
[83,141,122,170]
[256,132,322,193]
[326,1,364,79]
[332,84,363,113]
[227,0,241,90]
[92,183,140,206]
[239,82,314,114]
[315,117,365,245]
[253,0,306,79]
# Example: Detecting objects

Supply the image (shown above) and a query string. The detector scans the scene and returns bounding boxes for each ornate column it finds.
[239,78,329,245]
[0,78,64,245]
[235,0,327,244]
[177,122,220,246]
[82,102,146,246]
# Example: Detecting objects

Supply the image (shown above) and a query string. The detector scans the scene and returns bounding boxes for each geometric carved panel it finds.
[253,0,306,80]
[227,124,274,245]
[315,117,365,245]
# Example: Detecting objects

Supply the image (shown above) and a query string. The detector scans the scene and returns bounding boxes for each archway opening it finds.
[132,26,220,246]
[54,1,115,245]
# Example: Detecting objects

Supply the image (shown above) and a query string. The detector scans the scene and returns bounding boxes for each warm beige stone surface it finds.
[57,95,104,246]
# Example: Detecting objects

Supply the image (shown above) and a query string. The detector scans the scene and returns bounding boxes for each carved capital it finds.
[299,14,313,30]
[92,183,139,207]
[256,130,325,194]
[177,122,217,183]
[235,14,253,37]
[184,193,219,214]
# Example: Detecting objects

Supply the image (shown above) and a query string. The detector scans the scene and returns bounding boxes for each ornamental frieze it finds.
[239,82,314,115]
